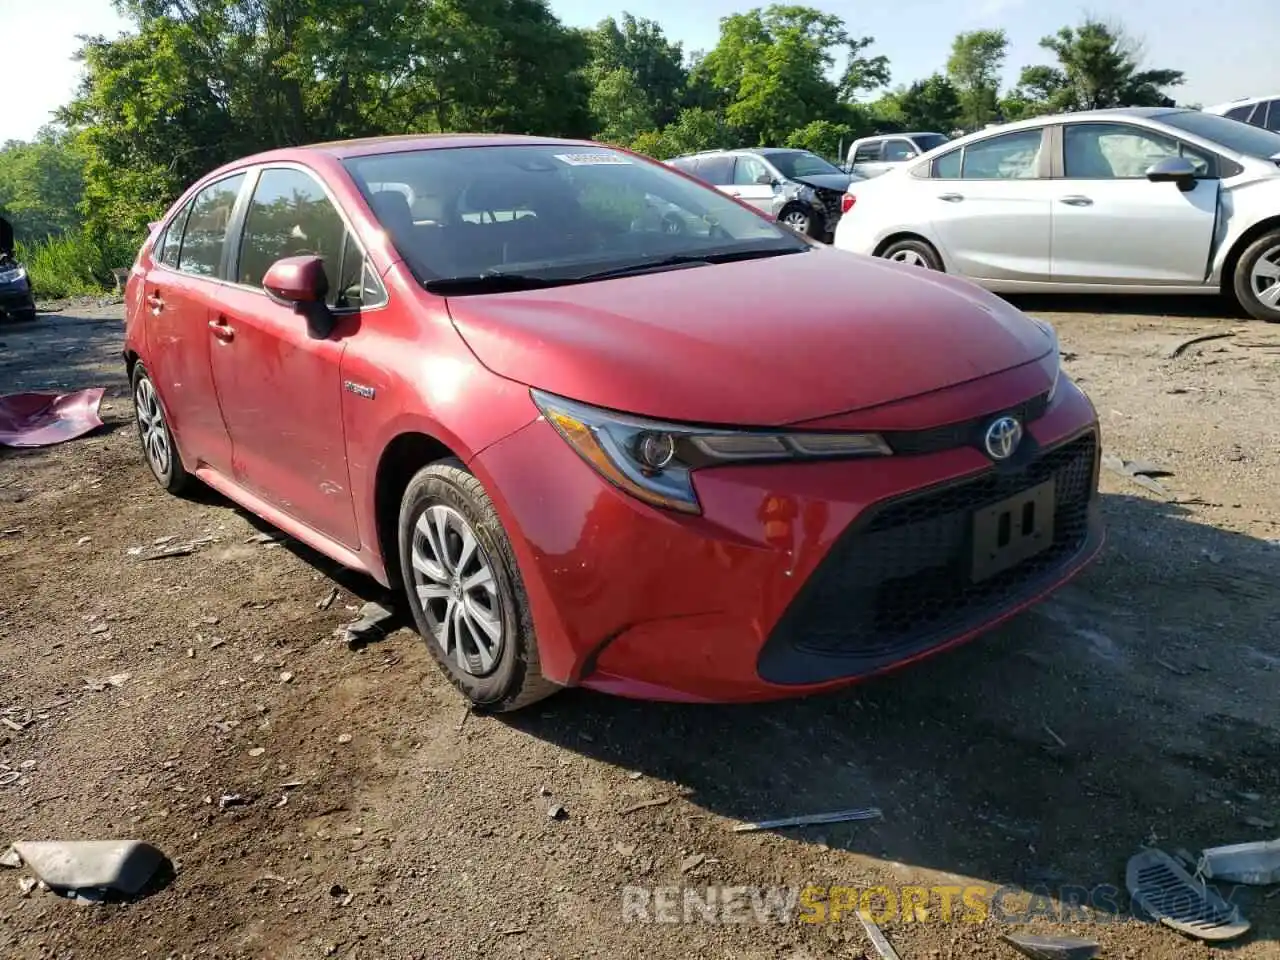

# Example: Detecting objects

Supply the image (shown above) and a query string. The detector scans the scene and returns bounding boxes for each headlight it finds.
[532,390,891,515]
[1031,317,1062,403]
[0,266,26,284]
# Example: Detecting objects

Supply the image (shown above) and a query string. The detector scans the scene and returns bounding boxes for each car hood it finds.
[792,173,853,192]
[445,249,1054,426]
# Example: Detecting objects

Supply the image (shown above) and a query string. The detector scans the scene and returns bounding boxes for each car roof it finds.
[1204,94,1280,113]
[199,133,605,178]
[928,108,1193,151]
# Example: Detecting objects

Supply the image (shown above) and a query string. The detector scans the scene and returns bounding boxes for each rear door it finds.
[1050,121,1220,284]
[141,173,247,475]
[924,127,1054,281]
[726,155,777,213]
[851,139,887,178]
[207,164,375,548]
[691,154,736,193]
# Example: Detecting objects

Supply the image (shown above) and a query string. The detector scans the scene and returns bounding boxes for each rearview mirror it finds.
[263,255,335,338]
[1145,156,1198,191]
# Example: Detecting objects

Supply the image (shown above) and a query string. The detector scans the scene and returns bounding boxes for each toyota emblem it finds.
[983,416,1023,461]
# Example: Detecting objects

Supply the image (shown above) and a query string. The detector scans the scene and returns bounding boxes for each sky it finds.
[3,0,1278,143]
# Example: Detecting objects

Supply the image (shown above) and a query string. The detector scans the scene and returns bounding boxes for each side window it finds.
[732,156,771,185]
[1063,123,1211,179]
[1266,100,1280,133]
[853,140,882,163]
[960,129,1043,179]
[1246,102,1266,127]
[1225,105,1253,122]
[931,149,961,178]
[668,158,695,174]
[333,230,384,310]
[883,139,917,162]
[236,167,347,300]
[696,155,735,185]
[176,174,246,278]
[157,200,193,268]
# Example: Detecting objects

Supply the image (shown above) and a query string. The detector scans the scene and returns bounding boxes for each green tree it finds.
[65,0,593,240]
[784,119,852,160]
[0,127,88,242]
[696,6,878,146]
[1014,19,1184,113]
[946,29,1008,130]
[585,14,687,129]
[885,74,962,133]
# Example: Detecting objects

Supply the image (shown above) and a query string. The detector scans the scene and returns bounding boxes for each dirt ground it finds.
[1,296,1279,960]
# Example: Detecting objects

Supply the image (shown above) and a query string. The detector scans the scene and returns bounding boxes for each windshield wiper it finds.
[422,273,564,295]
[575,246,804,282]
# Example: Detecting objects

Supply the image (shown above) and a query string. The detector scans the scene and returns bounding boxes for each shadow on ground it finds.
[503,492,1280,936]
[0,309,126,395]
[1005,292,1243,321]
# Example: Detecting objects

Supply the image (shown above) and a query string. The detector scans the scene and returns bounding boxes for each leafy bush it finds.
[14,230,139,300]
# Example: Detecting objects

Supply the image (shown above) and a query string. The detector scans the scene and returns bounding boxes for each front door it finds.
[726,155,777,214]
[1051,122,1220,284]
[207,165,361,548]
[142,173,247,476]
[926,128,1054,282]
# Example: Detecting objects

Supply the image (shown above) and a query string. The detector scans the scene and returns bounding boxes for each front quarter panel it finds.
[1212,173,1280,282]
[340,266,539,579]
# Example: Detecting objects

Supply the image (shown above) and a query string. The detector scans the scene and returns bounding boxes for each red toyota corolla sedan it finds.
[123,134,1103,711]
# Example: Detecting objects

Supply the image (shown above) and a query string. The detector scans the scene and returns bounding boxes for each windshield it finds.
[1159,110,1280,157]
[765,150,845,179]
[343,144,805,291]
[911,133,950,153]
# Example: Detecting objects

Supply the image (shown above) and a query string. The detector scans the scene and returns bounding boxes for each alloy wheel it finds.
[889,249,930,268]
[134,377,171,478]
[782,210,811,234]
[409,504,505,677]
[1249,243,1280,311]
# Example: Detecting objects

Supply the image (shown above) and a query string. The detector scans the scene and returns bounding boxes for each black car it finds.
[0,215,36,322]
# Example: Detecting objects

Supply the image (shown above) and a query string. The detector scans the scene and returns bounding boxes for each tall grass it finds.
[14,230,139,300]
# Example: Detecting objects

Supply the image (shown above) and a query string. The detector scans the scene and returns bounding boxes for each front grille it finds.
[881,392,1051,457]
[758,432,1099,683]
[814,188,844,230]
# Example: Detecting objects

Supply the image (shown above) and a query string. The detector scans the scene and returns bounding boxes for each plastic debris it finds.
[730,806,882,833]
[1000,933,1100,960]
[1126,848,1250,941]
[1199,839,1280,886]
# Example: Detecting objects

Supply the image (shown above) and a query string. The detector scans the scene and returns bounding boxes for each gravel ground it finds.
[1,298,1278,960]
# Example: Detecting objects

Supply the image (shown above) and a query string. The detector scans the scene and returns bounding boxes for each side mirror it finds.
[1145,156,1198,191]
[755,173,776,186]
[263,255,335,338]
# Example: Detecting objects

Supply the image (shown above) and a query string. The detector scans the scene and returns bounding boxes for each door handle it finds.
[726,189,742,197]
[1059,195,1093,206]
[208,316,235,343]
[146,292,164,314]
[937,193,964,202]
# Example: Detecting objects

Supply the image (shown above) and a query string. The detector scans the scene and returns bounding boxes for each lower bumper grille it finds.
[758,432,1101,684]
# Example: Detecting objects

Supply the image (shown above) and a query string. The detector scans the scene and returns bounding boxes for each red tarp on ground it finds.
[0,389,106,448]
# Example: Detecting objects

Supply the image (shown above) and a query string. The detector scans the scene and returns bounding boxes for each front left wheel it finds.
[132,362,191,495]
[1232,229,1280,323]
[397,460,558,712]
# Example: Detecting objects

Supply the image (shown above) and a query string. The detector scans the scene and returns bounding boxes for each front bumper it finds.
[473,378,1103,703]
[0,278,34,313]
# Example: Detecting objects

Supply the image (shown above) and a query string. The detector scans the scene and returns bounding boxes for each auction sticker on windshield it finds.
[554,153,633,165]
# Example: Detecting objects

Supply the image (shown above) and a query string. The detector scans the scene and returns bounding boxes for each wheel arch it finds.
[372,430,460,587]
[1218,215,1280,295]
[873,231,940,259]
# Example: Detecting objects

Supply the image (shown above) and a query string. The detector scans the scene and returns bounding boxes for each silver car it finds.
[832,108,1280,323]
[846,132,951,179]
[667,148,858,241]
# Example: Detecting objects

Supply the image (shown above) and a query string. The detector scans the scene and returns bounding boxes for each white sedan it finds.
[832,107,1280,322]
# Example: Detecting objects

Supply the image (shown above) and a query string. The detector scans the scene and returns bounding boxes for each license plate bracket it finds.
[970,480,1056,583]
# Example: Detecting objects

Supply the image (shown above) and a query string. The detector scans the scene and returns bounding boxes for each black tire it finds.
[880,237,943,271]
[778,204,820,238]
[397,459,558,712]
[13,308,36,323]
[1231,228,1280,323]
[131,362,191,495]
